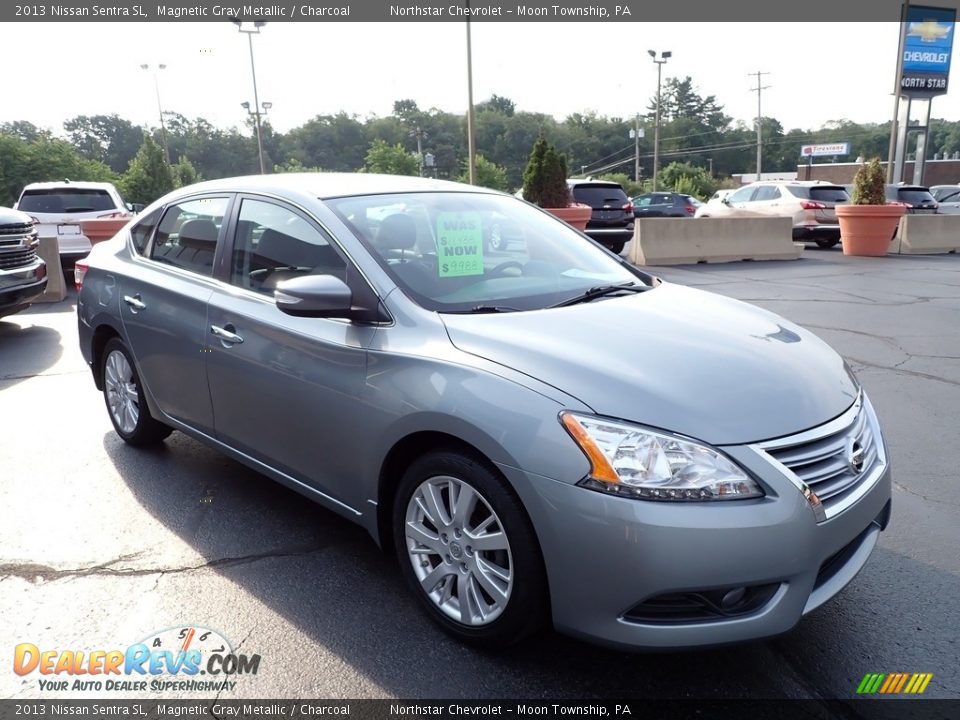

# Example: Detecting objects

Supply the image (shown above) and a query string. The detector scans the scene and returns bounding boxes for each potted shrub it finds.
[521,134,591,231]
[836,157,906,256]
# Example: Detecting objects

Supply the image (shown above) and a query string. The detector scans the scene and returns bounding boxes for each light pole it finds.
[140,63,170,165]
[232,20,268,174]
[648,50,671,191]
[242,100,272,169]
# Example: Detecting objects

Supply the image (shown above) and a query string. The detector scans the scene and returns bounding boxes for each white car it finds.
[696,181,850,249]
[930,184,960,214]
[694,189,735,218]
[15,180,132,263]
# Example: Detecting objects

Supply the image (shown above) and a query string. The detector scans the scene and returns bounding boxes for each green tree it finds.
[172,155,200,188]
[658,161,716,199]
[599,172,642,198]
[459,154,508,191]
[273,157,324,173]
[523,135,569,207]
[362,139,419,176]
[121,135,174,204]
[477,95,516,117]
[63,114,145,173]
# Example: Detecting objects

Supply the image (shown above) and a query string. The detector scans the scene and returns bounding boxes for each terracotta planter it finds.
[79,217,130,245]
[836,204,906,257]
[545,204,592,231]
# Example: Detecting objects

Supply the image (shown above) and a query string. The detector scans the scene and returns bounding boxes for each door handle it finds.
[210,325,244,344]
[123,294,146,311]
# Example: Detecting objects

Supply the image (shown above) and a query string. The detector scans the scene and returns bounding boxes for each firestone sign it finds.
[900,4,956,95]
[800,143,851,158]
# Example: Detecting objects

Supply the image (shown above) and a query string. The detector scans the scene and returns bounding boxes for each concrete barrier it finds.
[35,236,66,303]
[629,217,803,266]
[889,214,960,255]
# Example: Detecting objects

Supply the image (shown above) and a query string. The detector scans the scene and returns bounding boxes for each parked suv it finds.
[712,181,849,248]
[0,207,47,319]
[15,180,131,265]
[631,192,702,218]
[567,179,634,254]
[885,185,938,214]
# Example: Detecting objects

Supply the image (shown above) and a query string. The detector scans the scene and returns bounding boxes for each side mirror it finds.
[127,203,145,213]
[275,274,355,319]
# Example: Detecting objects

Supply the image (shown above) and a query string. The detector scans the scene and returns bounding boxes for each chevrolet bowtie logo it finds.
[908,19,952,43]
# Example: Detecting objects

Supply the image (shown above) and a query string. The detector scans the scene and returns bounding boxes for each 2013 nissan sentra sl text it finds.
[76,174,891,650]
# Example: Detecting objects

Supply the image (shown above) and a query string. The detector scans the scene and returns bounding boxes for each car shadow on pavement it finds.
[0,320,63,387]
[102,431,960,699]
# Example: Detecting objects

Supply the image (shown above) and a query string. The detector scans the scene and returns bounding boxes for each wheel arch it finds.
[90,323,123,390]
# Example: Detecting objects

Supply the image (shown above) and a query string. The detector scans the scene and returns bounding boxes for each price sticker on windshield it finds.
[437,212,484,278]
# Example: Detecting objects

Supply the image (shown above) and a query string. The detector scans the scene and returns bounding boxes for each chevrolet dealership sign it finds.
[900,4,956,95]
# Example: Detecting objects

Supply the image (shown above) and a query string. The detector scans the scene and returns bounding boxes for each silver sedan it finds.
[77,173,891,650]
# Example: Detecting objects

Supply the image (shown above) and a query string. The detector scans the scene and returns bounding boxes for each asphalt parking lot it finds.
[2,250,959,701]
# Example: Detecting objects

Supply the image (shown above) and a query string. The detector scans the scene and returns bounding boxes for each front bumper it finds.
[500,444,891,651]
[0,259,47,315]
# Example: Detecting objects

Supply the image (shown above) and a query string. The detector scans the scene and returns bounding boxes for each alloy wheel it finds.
[404,475,514,626]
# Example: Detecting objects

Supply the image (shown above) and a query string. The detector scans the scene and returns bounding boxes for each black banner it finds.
[0,700,957,720]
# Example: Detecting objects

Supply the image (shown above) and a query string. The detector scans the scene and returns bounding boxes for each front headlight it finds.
[560,412,764,501]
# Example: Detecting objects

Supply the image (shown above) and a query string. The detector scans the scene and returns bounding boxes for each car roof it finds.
[166,172,499,200]
[21,180,120,191]
[752,180,843,187]
[567,179,622,187]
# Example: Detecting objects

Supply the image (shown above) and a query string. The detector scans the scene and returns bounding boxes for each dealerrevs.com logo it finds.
[14,626,261,693]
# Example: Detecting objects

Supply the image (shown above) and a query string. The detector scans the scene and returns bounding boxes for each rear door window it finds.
[753,186,781,201]
[149,197,229,277]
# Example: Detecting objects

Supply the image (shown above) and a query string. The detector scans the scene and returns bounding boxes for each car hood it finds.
[0,206,33,226]
[440,283,858,446]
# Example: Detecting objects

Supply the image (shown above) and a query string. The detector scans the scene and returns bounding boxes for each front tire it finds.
[606,241,625,255]
[392,449,548,648]
[101,338,172,446]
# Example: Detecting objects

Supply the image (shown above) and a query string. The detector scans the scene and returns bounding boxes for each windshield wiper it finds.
[548,282,648,308]
[465,304,522,313]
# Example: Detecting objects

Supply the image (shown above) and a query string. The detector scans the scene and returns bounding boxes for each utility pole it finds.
[465,1,477,184]
[749,71,771,182]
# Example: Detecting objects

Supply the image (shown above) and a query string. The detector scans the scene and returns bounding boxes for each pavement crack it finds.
[0,545,327,584]
[845,357,960,388]
[894,481,960,509]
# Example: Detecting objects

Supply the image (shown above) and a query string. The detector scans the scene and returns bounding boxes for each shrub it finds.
[851,158,886,205]
[522,134,570,207]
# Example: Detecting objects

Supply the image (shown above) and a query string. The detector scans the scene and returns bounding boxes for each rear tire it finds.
[101,338,173,446]
[606,242,625,255]
[392,449,548,649]
[816,239,839,249]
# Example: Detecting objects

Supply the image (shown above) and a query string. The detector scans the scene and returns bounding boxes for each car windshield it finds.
[326,192,645,312]
[18,188,117,214]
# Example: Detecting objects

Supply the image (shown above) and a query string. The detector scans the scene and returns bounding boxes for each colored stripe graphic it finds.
[857,672,933,694]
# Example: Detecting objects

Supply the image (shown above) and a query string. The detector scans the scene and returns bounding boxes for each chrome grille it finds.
[0,222,35,236]
[755,394,884,518]
[0,247,39,270]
